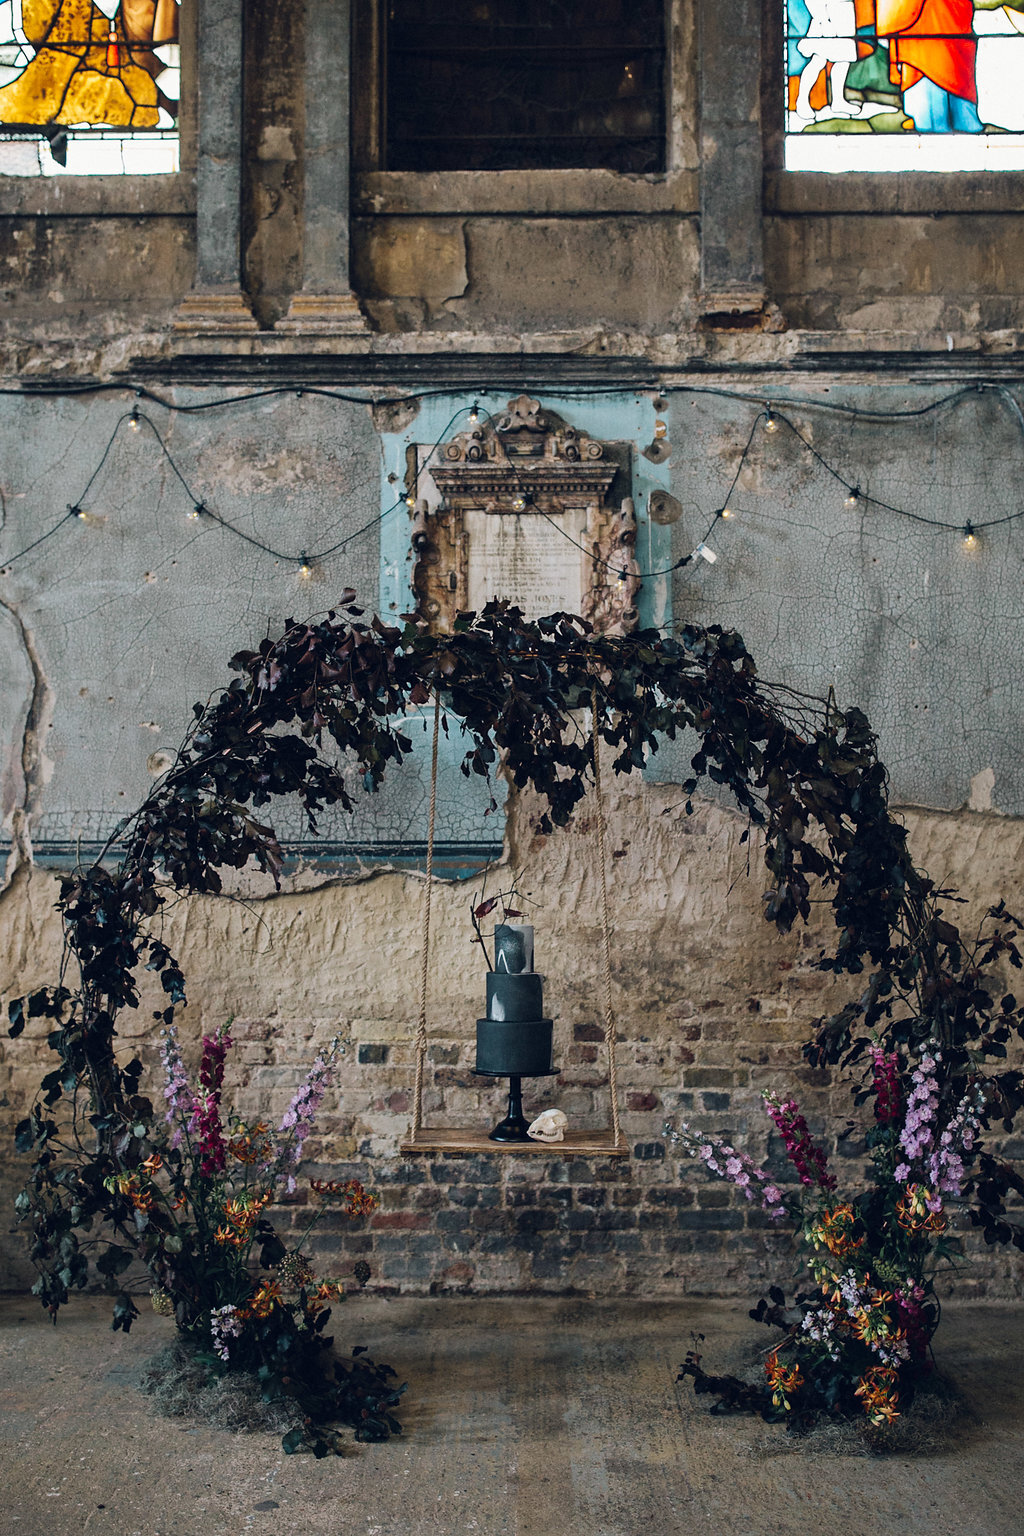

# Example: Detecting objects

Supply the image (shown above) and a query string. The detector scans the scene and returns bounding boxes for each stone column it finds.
[277,0,366,332]
[697,0,766,320]
[175,0,257,330]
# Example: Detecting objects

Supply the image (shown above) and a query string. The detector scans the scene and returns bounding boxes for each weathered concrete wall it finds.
[658,384,1024,816]
[351,216,702,337]
[0,391,380,856]
[764,213,1024,339]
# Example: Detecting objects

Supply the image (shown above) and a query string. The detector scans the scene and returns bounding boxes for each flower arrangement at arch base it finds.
[93,1025,403,1457]
[669,1040,985,1435]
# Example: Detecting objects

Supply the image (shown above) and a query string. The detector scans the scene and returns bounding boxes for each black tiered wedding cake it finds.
[475,923,553,1077]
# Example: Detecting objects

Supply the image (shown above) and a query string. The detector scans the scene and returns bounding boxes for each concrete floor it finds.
[0,1294,1021,1536]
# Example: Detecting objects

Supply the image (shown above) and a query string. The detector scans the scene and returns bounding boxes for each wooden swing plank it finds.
[400,1127,628,1157]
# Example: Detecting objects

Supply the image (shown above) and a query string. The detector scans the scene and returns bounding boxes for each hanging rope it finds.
[592,691,624,1148]
[411,689,442,1139]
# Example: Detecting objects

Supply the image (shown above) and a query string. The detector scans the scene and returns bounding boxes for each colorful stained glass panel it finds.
[0,0,179,175]
[784,1,1024,169]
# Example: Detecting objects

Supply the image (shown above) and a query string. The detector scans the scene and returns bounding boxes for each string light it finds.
[469,401,480,425]
[298,553,313,578]
[1,386,1019,588]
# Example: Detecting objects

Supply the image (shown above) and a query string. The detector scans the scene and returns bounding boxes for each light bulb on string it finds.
[845,486,861,508]
[69,503,87,521]
[298,553,313,578]
[511,491,529,512]
[718,506,734,521]
[405,492,416,510]
[129,406,141,432]
[187,502,206,521]
[468,401,480,425]
[962,521,977,550]
[764,407,779,434]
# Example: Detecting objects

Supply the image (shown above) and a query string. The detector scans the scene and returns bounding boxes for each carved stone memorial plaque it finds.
[463,505,589,620]
[409,396,640,635]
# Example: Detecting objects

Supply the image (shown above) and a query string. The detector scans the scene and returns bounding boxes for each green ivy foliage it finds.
[7,596,1024,1329]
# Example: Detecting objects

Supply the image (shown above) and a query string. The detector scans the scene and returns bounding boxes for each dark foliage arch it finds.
[9,596,1024,1320]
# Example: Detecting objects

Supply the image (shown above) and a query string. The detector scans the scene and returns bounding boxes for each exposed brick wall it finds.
[2,787,1023,1301]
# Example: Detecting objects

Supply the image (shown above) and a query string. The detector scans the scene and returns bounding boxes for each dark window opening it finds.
[385,1,666,173]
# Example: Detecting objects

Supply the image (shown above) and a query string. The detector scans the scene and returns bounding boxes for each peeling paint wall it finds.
[0,0,1023,1300]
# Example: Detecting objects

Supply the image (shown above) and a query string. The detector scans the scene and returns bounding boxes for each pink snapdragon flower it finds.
[269,1037,342,1193]
[664,1122,788,1219]
[189,1023,233,1177]
[925,1082,985,1198]
[763,1092,837,1192]
[159,1026,199,1148]
[895,1044,941,1183]
[868,1046,902,1124]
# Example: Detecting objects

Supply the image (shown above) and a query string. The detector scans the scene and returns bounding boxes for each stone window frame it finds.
[762,0,1024,214]
[0,0,197,218]
[351,0,698,219]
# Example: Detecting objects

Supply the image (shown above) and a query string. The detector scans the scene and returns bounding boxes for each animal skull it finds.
[528,1108,567,1143]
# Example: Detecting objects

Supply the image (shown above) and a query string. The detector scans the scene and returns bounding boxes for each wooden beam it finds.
[400,1127,628,1157]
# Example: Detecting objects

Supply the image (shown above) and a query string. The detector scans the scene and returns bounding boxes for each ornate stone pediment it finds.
[410,396,640,634]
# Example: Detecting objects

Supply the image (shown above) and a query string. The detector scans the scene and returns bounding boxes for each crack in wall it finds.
[0,597,55,888]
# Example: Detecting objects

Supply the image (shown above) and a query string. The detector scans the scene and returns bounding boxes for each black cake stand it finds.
[473,1068,559,1142]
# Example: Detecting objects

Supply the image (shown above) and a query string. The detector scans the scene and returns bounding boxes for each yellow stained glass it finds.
[0,0,179,131]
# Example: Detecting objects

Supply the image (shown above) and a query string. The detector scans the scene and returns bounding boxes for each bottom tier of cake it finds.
[475,1017,553,1077]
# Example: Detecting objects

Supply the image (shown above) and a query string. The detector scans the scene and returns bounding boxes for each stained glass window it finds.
[0,0,180,175]
[385,1,665,173]
[784,1,1024,170]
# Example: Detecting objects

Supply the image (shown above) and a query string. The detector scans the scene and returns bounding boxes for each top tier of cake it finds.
[494,922,534,975]
[486,923,544,1023]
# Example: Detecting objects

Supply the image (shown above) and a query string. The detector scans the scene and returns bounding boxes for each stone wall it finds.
[2,776,1023,1299]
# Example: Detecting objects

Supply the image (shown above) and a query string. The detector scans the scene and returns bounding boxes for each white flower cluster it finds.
[800,1306,842,1361]
[209,1303,243,1362]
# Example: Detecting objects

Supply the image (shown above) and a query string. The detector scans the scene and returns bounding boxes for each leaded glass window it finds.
[0,0,180,175]
[784,1,1024,170]
[385,0,666,173]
